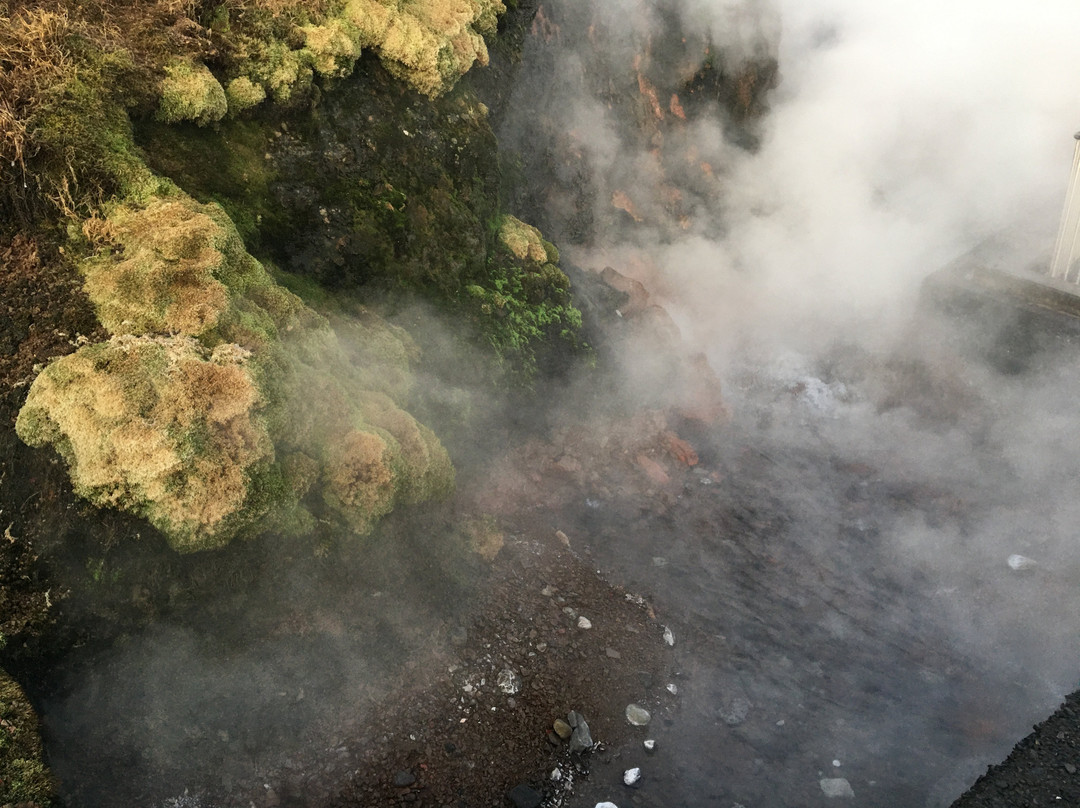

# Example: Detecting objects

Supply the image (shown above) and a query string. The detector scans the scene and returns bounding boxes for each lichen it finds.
[157,59,228,127]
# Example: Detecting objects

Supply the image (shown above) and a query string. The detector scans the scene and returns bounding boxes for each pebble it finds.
[508,783,542,808]
[553,718,573,740]
[393,770,416,787]
[666,683,678,695]
[820,777,855,798]
[626,704,652,726]
[606,647,622,659]
[1007,554,1037,571]
[541,585,556,597]
[578,616,593,629]
[718,697,751,726]
[595,803,619,808]
[497,668,521,695]
[623,767,642,787]
[569,715,594,752]
[643,739,657,752]
[663,626,675,646]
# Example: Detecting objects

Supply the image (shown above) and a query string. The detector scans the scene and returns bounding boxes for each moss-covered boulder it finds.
[16,335,272,552]
[17,190,453,551]
[0,670,55,807]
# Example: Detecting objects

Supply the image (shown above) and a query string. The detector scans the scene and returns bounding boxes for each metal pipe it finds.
[1049,131,1080,282]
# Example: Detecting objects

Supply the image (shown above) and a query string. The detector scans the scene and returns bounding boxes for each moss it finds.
[78,194,305,351]
[15,335,273,552]
[157,59,228,127]
[301,18,362,78]
[225,76,267,113]
[0,670,55,807]
[134,117,279,245]
[498,214,547,262]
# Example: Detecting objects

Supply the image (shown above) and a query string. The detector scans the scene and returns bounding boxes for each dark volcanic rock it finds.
[951,689,1080,808]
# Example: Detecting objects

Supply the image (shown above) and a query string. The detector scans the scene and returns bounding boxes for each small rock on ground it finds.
[508,783,542,808]
[820,777,855,798]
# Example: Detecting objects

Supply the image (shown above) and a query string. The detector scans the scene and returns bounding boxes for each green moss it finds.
[157,59,228,126]
[16,335,274,553]
[134,117,279,244]
[225,76,267,113]
[0,670,56,807]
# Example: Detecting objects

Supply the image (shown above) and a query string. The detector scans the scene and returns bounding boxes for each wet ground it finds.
[36,307,1080,808]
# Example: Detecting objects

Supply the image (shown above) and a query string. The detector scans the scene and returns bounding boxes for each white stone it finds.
[820,777,855,798]
[666,683,678,695]
[496,668,521,695]
[1007,554,1037,570]
[623,767,641,786]
[595,803,619,808]
[625,703,651,726]
[578,616,593,629]
[663,626,675,646]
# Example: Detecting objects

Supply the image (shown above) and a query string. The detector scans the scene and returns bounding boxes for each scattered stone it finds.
[541,585,556,597]
[553,718,573,740]
[666,683,678,695]
[652,556,668,567]
[662,626,675,646]
[567,710,582,728]
[393,770,416,787]
[578,616,593,629]
[718,696,751,726]
[563,606,578,619]
[508,783,542,808]
[833,759,841,767]
[1066,763,1077,775]
[569,714,594,753]
[625,704,651,726]
[1007,554,1037,571]
[497,668,521,695]
[643,739,657,753]
[605,647,622,659]
[623,767,642,787]
[820,777,855,798]
[556,529,571,547]
[595,803,619,808]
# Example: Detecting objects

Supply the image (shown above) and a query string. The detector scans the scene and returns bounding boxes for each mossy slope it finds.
[17,192,453,552]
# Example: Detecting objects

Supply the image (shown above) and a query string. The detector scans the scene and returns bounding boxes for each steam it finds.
[502,0,1080,804]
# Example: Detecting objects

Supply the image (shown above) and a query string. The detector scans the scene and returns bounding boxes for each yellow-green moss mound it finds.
[0,670,55,807]
[16,335,272,551]
[17,190,453,550]
[229,0,506,103]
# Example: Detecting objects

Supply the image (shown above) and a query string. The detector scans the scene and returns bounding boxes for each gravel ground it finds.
[950,691,1080,808]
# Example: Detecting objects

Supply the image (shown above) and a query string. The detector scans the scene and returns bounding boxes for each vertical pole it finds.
[1049,131,1080,282]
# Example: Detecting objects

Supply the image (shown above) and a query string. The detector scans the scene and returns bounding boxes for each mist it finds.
[31,1,1080,806]
[497,0,1080,804]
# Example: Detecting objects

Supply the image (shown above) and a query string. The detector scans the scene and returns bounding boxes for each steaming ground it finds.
[35,1,1080,806]
[496,0,1080,804]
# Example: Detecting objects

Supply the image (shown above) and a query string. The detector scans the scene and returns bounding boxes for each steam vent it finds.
[922,130,1080,371]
